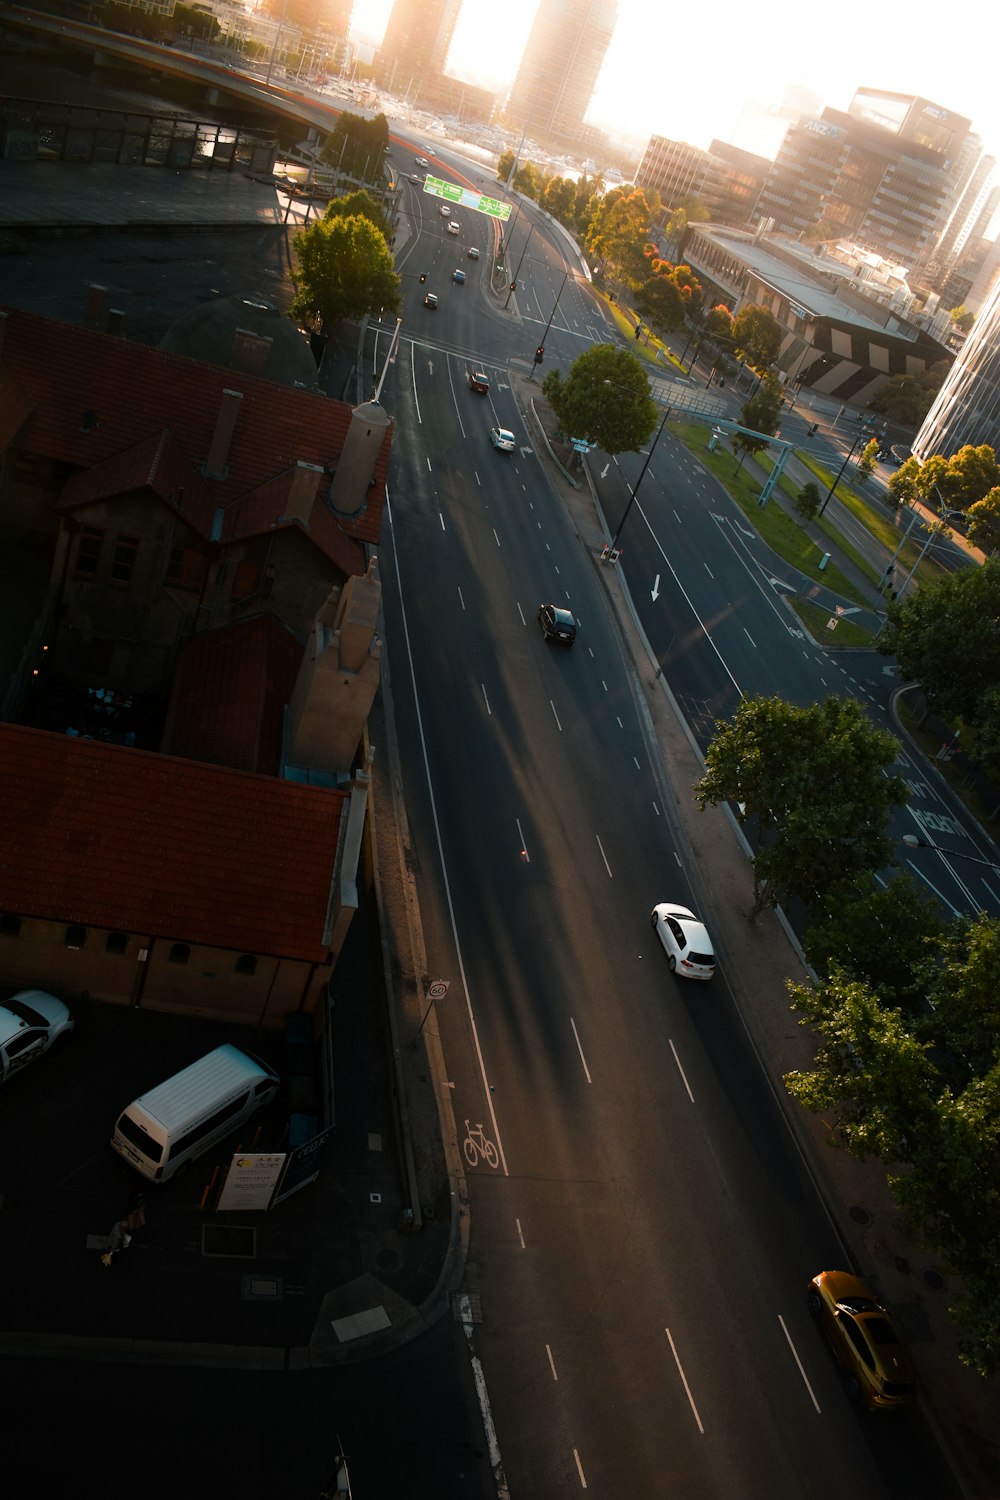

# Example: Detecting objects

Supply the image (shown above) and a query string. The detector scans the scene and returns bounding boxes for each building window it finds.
[65,924,87,950]
[0,912,21,937]
[234,954,257,976]
[110,534,139,584]
[76,526,105,576]
[165,545,206,590]
[168,943,191,965]
[105,931,129,955]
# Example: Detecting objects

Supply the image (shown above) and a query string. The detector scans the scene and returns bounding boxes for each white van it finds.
[111,1044,280,1183]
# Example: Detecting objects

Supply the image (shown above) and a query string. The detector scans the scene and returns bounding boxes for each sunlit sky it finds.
[350,0,1000,165]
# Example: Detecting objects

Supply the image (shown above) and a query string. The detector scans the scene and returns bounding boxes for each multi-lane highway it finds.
[371,140,968,1496]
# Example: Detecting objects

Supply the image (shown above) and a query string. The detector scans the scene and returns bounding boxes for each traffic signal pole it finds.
[528,269,569,380]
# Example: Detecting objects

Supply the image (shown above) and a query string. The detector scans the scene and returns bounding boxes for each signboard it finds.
[272,1125,335,1205]
[218,1152,286,1211]
[423,175,511,221]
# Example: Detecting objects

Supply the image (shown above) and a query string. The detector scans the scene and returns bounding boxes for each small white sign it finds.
[218,1152,287,1211]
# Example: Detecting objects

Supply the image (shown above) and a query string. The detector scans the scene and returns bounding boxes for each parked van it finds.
[111,1044,280,1183]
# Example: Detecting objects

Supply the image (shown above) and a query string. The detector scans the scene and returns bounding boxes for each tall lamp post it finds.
[505,226,534,308]
[606,404,671,555]
[902,834,1000,872]
[818,431,867,516]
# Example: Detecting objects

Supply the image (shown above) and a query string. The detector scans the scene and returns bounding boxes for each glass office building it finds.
[916,276,1000,459]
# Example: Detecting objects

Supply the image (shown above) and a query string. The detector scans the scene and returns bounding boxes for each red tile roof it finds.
[0,723,347,963]
[164,615,304,775]
[0,304,391,557]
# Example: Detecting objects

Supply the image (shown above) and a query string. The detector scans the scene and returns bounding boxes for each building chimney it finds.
[107,308,126,337]
[85,284,109,330]
[205,389,243,479]
[282,460,324,525]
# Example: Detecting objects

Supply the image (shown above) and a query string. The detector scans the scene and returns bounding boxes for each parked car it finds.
[468,370,489,394]
[0,990,74,1082]
[453,269,466,284]
[491,427,515,452]
[649,903,716,980]
[537,603,576,645]
[807,1271,917,1411]
[467,246,480,260]
[423,292,438,309]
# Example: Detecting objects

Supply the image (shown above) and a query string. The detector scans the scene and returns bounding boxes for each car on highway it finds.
[452,268,466,284]
[537,603,576,645]
[408,173,423,184]
[491,427,515,452]
[423,292,438,309]
[649,903,716,979]
[447,221,460,235]
[467,246,480,260]
[439,203,451,217]
[807,1270,917,1410]
[468,370,489,394]
[0,990,74,1082]
[415,156,428,167]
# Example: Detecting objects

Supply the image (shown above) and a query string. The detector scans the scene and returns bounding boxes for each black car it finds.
[537,604,576,645]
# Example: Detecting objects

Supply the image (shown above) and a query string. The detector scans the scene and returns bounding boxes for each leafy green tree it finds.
[925,913,1000,1079]
[877,557,1000,726]
[695,695,905,917]
[541,345,657,456]
[321,112,389,184]
[947,444,1000,508]
[703,304,734,339]
[868,361,949,425]
[856,438,880,478]
[887,455,922,508]
[497,149,516,184]
[730,304,782,370]
[803,873,946,1010]
[795,481,821,520]
[585,188,656,290]
[950,305,976,333]
[291,213,401,332]
[634,267,686,336]
[967,488,1000,553]
[541,176,577,226]
[323,189,391,242]
[732,375,783,467]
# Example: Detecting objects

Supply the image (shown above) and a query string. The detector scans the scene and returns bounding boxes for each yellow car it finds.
[807,1271,916,1410]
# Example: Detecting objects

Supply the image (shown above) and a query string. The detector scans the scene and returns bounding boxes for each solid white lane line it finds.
[517,601,526,624]
[516,818,530,862]
[550,700,563,732]
[596,835,613,878]
[481,684,492,716]
[664,1328,705,1433]
[744,628,757,648]
[546,1344,558,1380]
[573,1449,588,1488]
[569,1017,592,1083]
[458,1294,505,1490]
[669,1039,695,1103]
[493,527,501,547]
[779,1315,821,1413]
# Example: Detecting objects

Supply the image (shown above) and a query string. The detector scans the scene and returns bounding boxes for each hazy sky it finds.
[352,0,1000,163]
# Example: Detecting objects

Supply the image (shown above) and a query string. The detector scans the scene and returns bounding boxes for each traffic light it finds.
[534,345,545,364]
[419,272,427,283]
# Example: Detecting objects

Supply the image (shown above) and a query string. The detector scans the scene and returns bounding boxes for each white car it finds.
[650,904,716,980]
[0,990,74,1082]
[447,221,460,236]
[491,427,515,452]
[439,203,451,217]
[415,156,428,167]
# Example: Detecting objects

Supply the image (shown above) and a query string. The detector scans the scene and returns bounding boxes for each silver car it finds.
[0,990,74,1082]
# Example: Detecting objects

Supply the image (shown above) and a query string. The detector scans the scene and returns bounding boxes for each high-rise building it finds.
[754,91,973,270]
[637,136,770,227]
[915,275,1000,459]
[375,0,462,96]
[505,0,618,146]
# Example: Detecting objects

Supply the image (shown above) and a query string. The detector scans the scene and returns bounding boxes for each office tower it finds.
[505,0,618,145]
[637,136,770,226]
[376,0,462,94]
[915,275,1000,459]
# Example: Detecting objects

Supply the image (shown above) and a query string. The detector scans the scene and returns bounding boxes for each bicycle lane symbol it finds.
[463,1119,499,1169]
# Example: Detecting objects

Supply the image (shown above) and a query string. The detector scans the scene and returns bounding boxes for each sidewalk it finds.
[510,370,1000,1498]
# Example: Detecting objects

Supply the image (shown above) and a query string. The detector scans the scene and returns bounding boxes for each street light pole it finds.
[902,834,1000,873]
[607,405,671,554]
[818,431,866,516]
[505,226,534,308]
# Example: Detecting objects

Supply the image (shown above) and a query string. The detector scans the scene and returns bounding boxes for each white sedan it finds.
[0,990,74,1082]
[491,427,515,452]
[650,904,716,980]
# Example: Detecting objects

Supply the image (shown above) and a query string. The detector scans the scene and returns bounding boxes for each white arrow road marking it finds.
[651,573,661,601]
[601,463,610,478]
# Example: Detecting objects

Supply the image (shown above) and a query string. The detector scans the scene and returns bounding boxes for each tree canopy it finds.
[321,112,388,184]
[868,362,950,426]
[732,375,783,466]
[291,213,401,332]
[584,187,659,291]
[323,189,391,243]
[695,695,905,917]
[541,345,657,456]
[967,488,1000,553]
[730,304,782,370]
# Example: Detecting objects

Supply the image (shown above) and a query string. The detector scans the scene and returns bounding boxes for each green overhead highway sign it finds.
[423,176,511,221]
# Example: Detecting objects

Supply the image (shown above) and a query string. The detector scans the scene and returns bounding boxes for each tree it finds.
[803,873,946,1010]
[950,305,976,334]
[703,304,734,339]
[323,189,391,243]
[585,188,657,291]
[730,304,782,370]
[321,112,389,185]
[695,695,905,917]
[967,487,1000,553]
[634,266,687,336]
[947,444,1000,509]
[795,481,821,521]
[887,455,922,509]
[291,213,401,332]
[877,557,1000,727]
[732,375,783,468]
[497,149,516,185]
[868,362,949,425]
[541,176,577,227]
[541,345,657,456]
[856,438,880,478]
